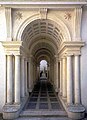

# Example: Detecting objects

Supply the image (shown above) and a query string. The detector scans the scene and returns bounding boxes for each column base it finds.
[59,94,85,120]
[67,105,85,120]
[3,95,29,119]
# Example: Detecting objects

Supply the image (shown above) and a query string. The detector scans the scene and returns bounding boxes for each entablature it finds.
[58,41,85,58]
[1,41,29,56]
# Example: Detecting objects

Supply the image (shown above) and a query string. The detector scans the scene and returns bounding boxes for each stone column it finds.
[47,64,49,80]
[54,63,56,89]
[59,59,62,95]
[74,55,81,104]
[62,57,67,98]
[55,56,58,92]
[48,64,50,81]
[37,66,39,80]
[7,55,13,104]
[67,55,73,105]
[21,56,25,98]
[28,58,32,92]
[14,55,20,104]
[25,59,28,95]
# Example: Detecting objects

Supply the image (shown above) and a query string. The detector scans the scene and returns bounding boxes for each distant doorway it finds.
[40,60,47,79]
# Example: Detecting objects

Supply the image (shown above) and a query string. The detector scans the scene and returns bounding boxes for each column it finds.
[47,64,50,81]
[47,64,49,80]
[74,55,81,104]
[7,55,13,104]
[54,63,56,89]
[59,59,62,95]
[37,65,40,80]
[67,55,73,105]
[21,57,25,98]
[25,59,28,95]
[14,55,20,104]
[55,57,58,92]
[62,57,67,98]
[28,58,32,92]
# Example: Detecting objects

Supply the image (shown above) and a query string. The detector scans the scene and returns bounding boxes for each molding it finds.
[1,41,30,56]
[1,41,23,55]
[0,1,86,5]
[0,1,87,9]
[58,41,85,58]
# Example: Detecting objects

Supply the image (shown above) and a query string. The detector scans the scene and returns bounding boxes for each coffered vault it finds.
[20,19,71,64]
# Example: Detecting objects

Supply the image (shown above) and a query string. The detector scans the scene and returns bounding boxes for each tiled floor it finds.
[25,79,64,110]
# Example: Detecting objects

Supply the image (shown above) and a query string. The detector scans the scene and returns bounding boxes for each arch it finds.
[30,40,57,55]
[37,55,50,64]
[16,13,71,42]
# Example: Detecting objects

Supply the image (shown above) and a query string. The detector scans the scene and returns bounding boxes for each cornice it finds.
[0,1,87,9]
[1,41,23,55]
[58,41,85,57]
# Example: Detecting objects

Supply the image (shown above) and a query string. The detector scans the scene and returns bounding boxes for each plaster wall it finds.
[0,8,6,40]
[81,6,87,112]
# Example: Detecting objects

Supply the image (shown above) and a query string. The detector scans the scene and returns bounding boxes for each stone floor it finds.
[24,79,64,111]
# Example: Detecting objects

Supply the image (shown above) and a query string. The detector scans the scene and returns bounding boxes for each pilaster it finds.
[5,7,12,41]
[73,8,82,41]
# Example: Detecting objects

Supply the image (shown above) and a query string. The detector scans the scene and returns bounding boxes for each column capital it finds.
[20,55,25,59]
[62,56,66,59]
[66,53,73,57]
[74,53,81,56]
[14,54,21,56]
[24,57,28,62]
[28,57,32,63]
[54,55,58,63]
[54,55,58,58]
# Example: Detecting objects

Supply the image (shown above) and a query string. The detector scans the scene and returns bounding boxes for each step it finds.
[16,116,70,120]
[20,110,67,117]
